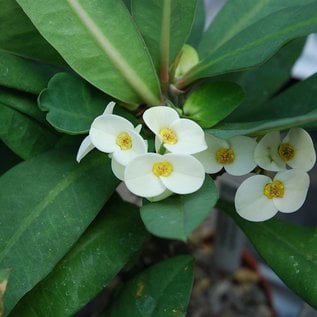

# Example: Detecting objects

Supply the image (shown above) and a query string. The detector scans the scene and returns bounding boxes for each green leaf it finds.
[0,103,59,160]
[106,256,194,317]
[209,74,317,138]
[16,0,161,105]
[177,2,317,87]
[39,72,111,134]
[131,0,196,79]
[198,0,313,58]
[0,0,64,64]
[183,82,244,128]
[10,194,148,317]
[187,0,205,48]
[0,149,119,314]
[0,142,21,176]
[0,87,46,124]
[0,51,59,94]
[141,177,218,240]
[220,200,317,309]
[218,38,307,122]
[0,269,10,317]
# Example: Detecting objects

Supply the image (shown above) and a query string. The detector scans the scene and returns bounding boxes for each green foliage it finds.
[39,73,111,134]
[10,194,148,317]
[0,0,63,64]
[16,0,161,105]
[177,2,317,87]
[187,0,205,48]
[141,177,218,240]
[0,103,59,159]
[0,149,119,314]
[0,51,59,94]
[183,82,244,128]
[105,256,194,317]
[209,74,317,138]
[221,200,317,309]
[1,0,317,315]
[131,0,196,73]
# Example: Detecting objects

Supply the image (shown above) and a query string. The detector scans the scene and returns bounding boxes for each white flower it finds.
[234,169,310,222]
[194,133,257,176]
[124,153,205,200]
[254,128,316,172]
[143,106,207,154]
[76,101,115,162]
[77,102,147,168]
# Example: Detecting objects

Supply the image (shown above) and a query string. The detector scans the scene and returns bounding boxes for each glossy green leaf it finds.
[0,142,21,176]
[0,149,119,314]
[131,0,196,78]
[219,38,306,122]
[0,269,10,317]
[220,200,317,309]
[0,87,46,124]
[0,103,59,159]
[0,51,59,94]
[183,82,244,128]
[17,0,161,105]
[106,255,194,317]
[198,0,313,58]
[39,73,111,134]
[0,0,63,64]
[177,2,317,88]
[187,0,205,48]
[209,74,317,138]
[10,195,148,317]
[141,177,218,240]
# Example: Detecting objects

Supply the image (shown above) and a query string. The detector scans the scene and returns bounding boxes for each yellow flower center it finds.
[263,180,285,199]
[152,161,173,177]
[159,128,177,144]
[216,148,235,164]
[278,143,295,161]
[116,132,132,150]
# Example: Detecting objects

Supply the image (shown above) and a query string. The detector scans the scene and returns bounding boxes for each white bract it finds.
[77,101,147,167]
[124,153,205,200]
[235,169,310,222]
[143,106,207,154]
[254,128,316,172]
[194,133,257,176]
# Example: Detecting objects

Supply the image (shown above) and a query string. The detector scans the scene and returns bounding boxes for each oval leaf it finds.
[0,269,10,317]
[107,256,194,317]
[0,0,64,64]
[177,2,317,87]
[209,74,317,138]
[183,82,244,128]
[131,0,196,78]
[221,200,317,309]
[16,0,161,105]
[39,73,111,134]
[0,149,119,314]
[10,194,148,317]
[141,177,218,240]
[0,51,59,94]
[0,103,59,160]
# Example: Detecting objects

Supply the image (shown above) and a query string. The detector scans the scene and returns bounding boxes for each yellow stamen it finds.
[116,132,132,150]
[278,143,295,161]
[159,128,177,144]
[263,180,285,199]
[216,148,235,164]
[152,161,173,177]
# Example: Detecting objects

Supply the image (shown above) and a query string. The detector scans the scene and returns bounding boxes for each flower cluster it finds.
[77,103,207,201]
[235,128,316,221]
[77,102,316,221]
